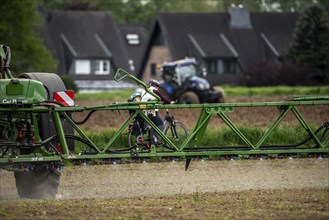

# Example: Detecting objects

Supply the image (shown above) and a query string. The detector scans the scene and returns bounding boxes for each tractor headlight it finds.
[197,82,210,90]
[197,83,205,90]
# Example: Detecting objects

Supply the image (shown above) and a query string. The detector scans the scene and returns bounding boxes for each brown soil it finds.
[0,159,328,219]
[0,96,328,219]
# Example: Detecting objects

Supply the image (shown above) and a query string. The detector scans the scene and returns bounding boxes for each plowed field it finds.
[0,159,328,219]
[0,96,328,219]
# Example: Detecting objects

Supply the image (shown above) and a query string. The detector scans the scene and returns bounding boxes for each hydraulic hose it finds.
[70,110,97,125]
[3,45,13,79]
[43,100,96,125]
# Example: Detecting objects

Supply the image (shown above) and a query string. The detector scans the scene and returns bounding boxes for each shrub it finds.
[61,75,79,93]
[243,61,312,86]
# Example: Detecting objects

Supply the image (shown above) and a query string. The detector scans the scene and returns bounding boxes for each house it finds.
[41,11,138,91]
[116,24,150,76]
[140,7,300,85]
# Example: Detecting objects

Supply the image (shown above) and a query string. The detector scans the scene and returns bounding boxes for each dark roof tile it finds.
[46,11,130,73]
[145,10,299,70]
[117,24,150,74]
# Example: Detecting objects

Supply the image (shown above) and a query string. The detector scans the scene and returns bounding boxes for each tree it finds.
[288,4,329,83]
[0,0,57,75]
[39,0,329,25]
[39,0,227,25]
[259,0,319,12]
[318,0,329,14]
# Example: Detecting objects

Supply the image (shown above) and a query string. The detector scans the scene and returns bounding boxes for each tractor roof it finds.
[162,58,196,67]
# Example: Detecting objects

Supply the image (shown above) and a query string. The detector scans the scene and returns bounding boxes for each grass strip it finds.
[75,86,329,101]
[75,125,320,150]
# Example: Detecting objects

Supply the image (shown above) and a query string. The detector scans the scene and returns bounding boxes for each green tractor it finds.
[0,45,73,199]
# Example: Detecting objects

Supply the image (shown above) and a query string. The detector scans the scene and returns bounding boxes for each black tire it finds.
[19,73,66,100]
[164,121,188,150]
[14,164,61,199]
[178,91,199,104]
[18,72,75,152]
[215,87,225,103]
[14,170,34,198]
[218,96,225,103]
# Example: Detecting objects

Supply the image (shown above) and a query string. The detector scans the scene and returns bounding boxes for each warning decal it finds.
[53,90,74,107]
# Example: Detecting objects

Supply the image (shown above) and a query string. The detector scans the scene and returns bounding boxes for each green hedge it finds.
[221,85,329,96]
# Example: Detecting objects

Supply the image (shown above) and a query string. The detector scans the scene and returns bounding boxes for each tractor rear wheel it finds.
[215,87,225,103]
[14,164,60,199]
[178,91,200,104]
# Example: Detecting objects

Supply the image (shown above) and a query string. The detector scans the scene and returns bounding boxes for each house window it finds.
[75,60,90,75]
[151,63,157,76]
[205,59,237,74]
[205,60,218,74]
[223,60,237,74]
[94,60,110,75]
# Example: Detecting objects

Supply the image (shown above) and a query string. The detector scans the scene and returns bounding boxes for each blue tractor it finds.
[159,58,225,104]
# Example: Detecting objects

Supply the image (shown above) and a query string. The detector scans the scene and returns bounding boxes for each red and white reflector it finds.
[53,90,75,107]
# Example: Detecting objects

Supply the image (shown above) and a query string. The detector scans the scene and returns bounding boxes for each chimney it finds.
[229,5,252,29]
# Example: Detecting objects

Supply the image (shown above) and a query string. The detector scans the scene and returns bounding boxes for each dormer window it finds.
[126,34,140,45]
[75,60,90,75]
[94,60,110,75]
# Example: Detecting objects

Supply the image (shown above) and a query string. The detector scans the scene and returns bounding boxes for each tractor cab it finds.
[162,58,202,86]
